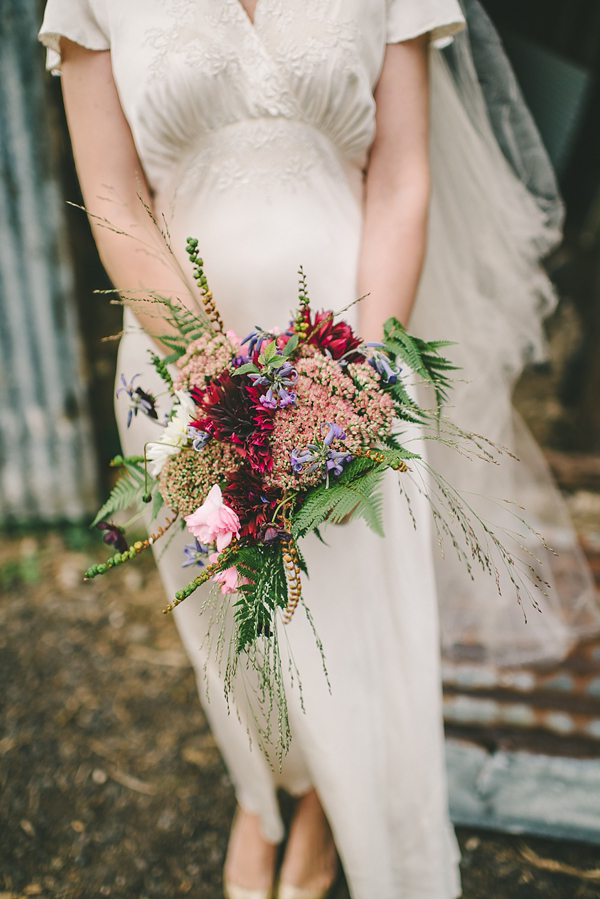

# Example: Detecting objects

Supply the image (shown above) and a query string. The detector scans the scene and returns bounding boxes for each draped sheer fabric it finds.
[412,25,599,666]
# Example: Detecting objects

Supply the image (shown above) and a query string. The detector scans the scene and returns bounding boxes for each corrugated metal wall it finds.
[0,0,98,522]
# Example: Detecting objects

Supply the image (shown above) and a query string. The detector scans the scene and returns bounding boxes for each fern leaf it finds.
[150,489,164,522]
[91,475,145,527]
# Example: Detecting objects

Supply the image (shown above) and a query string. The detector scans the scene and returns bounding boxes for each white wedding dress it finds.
[39,0,599,895]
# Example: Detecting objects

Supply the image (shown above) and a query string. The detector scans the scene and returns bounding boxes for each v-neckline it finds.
[234,0,262,27]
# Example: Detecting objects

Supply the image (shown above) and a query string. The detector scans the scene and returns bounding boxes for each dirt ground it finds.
[1,531,599,899]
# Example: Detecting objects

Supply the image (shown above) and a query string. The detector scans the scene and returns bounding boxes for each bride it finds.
[39,0,598,896]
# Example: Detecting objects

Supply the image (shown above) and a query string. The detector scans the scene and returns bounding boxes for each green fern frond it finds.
[90,475,146,527]
[292,470,385,538]
[383,317,458,413]
[229,544,288,652]
[110,454,149,485]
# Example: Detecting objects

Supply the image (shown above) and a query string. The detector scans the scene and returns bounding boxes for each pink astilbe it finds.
[158,444,242,518]
[175,332,240,392]
[265,354,394,491]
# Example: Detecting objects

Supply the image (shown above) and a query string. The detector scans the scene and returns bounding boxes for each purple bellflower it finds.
[291,422,352,479]
[187,426,212,452]
[250,358,298,408]
[241,327,276,358]
[182,538,210,568]
[116,373,159,427]
[367,347,401,384]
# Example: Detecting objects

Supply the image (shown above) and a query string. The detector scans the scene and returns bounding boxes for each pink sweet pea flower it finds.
[185,484,241,551]
[209,552,247,595]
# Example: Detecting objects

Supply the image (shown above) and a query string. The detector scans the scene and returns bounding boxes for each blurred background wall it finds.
[1,0,600,525]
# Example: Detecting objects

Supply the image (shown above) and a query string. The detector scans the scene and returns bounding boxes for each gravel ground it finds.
[1,531,599,899]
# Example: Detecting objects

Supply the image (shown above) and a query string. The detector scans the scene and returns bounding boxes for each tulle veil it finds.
[409,0,600,666]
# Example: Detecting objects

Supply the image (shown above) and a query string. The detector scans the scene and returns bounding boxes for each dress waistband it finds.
[156,116,366,201]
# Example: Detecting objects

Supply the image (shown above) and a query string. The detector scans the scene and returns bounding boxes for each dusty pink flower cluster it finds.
[158,443,241,517]
[265,354,394,491]
[175,332,240,391]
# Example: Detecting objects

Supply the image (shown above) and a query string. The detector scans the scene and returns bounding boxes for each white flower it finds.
[146,392,197,478]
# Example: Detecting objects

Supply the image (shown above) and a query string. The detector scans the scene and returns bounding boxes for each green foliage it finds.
[292,467,385,539]
[283,333,299,356]
[148,296,214,357]
[290,446,419,540]
[91,455,155,527]
[233,361,259,377]
[230,544,288,653]
[110,454,146,481]
[90,476,146,527]
[151,489,164,522]
[383,317,457,415]
[148,350,175,394]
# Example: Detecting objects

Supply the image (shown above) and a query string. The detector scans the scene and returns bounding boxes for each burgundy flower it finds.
[96,521,128,553]
[224,467,282,540]
[191,373,275,474]
[302,309,364,362]
[191,372,255,447]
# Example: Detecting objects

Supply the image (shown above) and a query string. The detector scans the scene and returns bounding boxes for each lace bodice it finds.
[40,0,464,192]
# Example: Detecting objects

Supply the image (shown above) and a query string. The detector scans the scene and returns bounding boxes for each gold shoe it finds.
[276,880,336,899]
[223,880,275,899]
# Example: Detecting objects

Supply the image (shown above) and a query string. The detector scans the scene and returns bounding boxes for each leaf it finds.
[383,317,458,415]
[228,544,288,652]
[161,349,186,365]
[261,340,277,363]
[91,475,145,528]
[151,489,164,522]
[233,362,260,377]
[291,470,385,539]
[283,334,299,357]
[110,454,151,486]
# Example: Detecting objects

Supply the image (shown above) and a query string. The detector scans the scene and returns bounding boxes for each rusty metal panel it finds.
[0,0,98,522]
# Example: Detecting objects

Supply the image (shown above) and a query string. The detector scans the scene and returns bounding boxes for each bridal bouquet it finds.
[85,238,536,754]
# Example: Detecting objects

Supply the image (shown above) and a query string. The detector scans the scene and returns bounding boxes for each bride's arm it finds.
[60,39,189,342]
[357,36,430,341]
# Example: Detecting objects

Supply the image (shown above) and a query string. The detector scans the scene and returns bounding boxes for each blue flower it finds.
[278,388,297,408]
[325,450,352,477]
[248,372,271,387]
[182,539,210,568]
[251,359,298,408]
[291,425,351,479]
[187,426,211,452]
[259,389,278,410]
[241,327,276,357]
[116,373,159,427]
[322,422,346,446]
[368,351,401,384]
[290,447,319,474]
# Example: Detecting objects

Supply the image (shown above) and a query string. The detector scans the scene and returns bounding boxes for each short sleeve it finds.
[387,0,466,48]
[38,0,110,75]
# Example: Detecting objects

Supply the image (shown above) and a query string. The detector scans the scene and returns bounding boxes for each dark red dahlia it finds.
[191,373,274,473]
[301,309,364,362]
[246,385,276,433]
[191,372,255,447]
[224,467,282,539]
